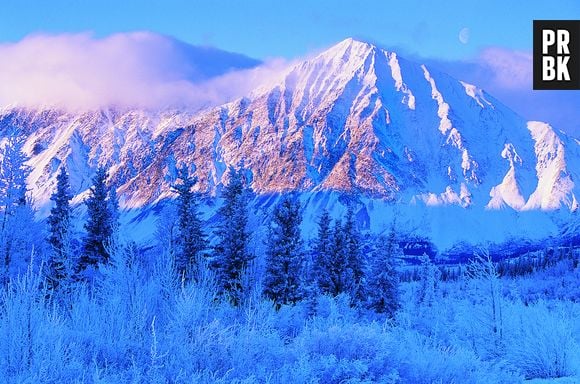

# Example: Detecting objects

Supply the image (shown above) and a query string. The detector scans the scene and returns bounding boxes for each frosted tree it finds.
[467,248,504,357]
[47,167,73,291]
[263,195,304,308]
[3,204,39,280]
[213,167,253,305]
[0,133,29,223]
[172,165,206,281]
[0,132,38,280]
[326,218,353,296]
[79,167,115,273]
[366,232,401,317]
[310,210,333,294]
[312,208,363,303]
[417,253,441,307]
[343,207,364,304]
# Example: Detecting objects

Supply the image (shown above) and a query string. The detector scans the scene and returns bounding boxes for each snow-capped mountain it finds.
[1,38,578,250]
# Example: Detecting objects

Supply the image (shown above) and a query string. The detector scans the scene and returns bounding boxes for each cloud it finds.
[478,47,532,89]
[0,32,290,111]
[416,47,579,137]
[474,48,579,137]
[1,34,577,137]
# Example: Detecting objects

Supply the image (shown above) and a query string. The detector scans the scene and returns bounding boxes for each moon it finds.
[459,27,470,44]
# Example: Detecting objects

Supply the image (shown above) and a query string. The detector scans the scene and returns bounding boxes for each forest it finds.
[1,131,579,383]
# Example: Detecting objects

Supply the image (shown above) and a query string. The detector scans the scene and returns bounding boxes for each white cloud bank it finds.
[418,47,579,136]
[0,32,289,111]
[478,47,532,90]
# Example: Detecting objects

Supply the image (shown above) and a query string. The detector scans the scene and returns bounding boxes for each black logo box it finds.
[533,20,580,90]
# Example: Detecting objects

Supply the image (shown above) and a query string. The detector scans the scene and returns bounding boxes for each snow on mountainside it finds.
[0,38,578,249]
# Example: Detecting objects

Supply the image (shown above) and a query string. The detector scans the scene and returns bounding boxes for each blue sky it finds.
[2,0,578,59]
[0,0,580,59]
[0,0,579,134]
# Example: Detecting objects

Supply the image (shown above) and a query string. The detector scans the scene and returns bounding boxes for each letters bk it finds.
[533,20,580,90]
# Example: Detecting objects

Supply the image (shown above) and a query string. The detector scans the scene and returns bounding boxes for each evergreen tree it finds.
[343,207,364,304]
[417,253,441,307]
[309,210,333,301]
[213,167,253,305]
[0,133,29,222]
[172,165,206,280]
[327,218,353,296]
[263,195,303,308]
[312,210,334,295]
[366,233,400,317]
[312,208,364,303]
[47,167,73,291]
[0,132,36,280]
[80,167,114,272]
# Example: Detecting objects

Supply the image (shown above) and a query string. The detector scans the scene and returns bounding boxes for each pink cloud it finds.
[478,47,533,89]
[0,32,289,111]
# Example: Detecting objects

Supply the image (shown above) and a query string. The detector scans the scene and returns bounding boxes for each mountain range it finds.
[1,38,578,252]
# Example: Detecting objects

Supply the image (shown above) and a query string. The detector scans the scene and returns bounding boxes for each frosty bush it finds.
[503,300,578,379]
[465,249,504,358]
[0,217,578,382]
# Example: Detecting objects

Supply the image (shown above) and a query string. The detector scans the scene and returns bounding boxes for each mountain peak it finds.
[336,37,373,47]
[1,37,578,249]
[323,37,377,57]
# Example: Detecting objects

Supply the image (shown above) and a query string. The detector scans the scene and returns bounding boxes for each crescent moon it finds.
[459,27,470,44]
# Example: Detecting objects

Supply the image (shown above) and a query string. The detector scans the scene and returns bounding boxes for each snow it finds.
[422,64,453,135]
[0,38,578,252]
[460,80,492,108]
[487,143,527,210]
[387,52,416,110]
[1,227,579,382]
[524,121,578,211]
[1,37,580,382]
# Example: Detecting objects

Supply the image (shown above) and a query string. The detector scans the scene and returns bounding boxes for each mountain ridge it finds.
[0,37,578,249]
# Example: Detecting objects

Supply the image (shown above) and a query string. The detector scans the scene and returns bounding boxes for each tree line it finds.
[0,131,400,317]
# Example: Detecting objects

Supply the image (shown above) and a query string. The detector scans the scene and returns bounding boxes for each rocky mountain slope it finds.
[1,38,578,250]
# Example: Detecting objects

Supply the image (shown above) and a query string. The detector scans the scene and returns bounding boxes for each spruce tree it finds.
[80,167,114,272]
[47,167,73,291]
[214,167,253,305]
[327,218,352,296]
[0,132,35,280]
[343,207,364,304]
[0,133,29,221]
[312,210,333,295]
[366,233,400,317]
[263,195,303,308]
[172,166,206,280]
[417,253,441,307]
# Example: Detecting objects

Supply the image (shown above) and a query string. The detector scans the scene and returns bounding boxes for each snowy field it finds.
[1,246,578,383]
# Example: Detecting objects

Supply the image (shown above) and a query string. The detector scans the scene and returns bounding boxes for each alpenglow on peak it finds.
[0,37,577,218]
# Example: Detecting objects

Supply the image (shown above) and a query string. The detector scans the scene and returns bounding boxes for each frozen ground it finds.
[0,245,578,383]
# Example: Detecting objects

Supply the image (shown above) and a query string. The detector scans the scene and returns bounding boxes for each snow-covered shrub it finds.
[503,300,578,379]
[295,319,387,362]
[463,250,505,358]
[1,234,579,383]
[387,328,520,384]
[416,254,441,307]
